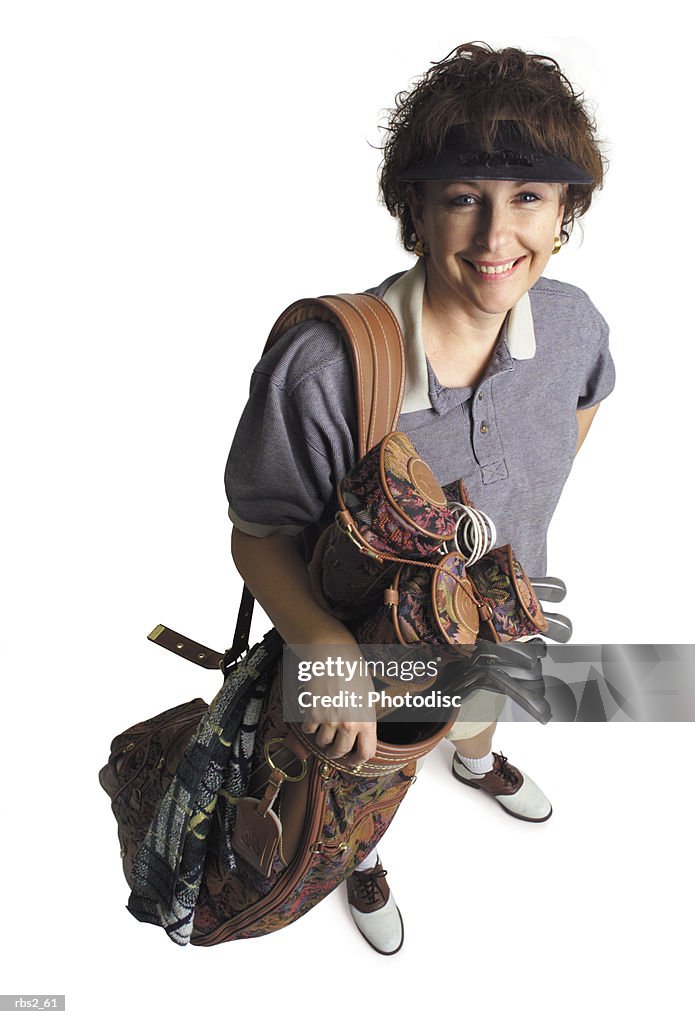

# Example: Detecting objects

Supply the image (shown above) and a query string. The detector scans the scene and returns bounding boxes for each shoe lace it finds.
[494,752,519,786]
[352,867,388,906]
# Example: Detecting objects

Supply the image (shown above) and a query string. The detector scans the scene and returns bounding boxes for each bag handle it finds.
[227,292,406,668]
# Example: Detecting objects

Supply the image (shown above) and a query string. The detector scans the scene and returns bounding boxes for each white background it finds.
[1,2,693,1021]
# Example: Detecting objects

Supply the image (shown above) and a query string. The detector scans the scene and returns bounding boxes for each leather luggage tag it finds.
[231,796,282,878]
[231,768,285,878]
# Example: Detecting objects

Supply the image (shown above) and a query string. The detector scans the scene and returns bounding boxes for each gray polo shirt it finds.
[224,261,615,576]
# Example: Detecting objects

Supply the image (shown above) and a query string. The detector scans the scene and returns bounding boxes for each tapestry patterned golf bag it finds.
[99,628,456,945]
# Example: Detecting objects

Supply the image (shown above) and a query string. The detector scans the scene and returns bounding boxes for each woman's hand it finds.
[301,716,377,765]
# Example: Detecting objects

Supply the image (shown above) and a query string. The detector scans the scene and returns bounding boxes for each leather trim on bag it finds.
[377,432,457,541]
[503,544,548,630]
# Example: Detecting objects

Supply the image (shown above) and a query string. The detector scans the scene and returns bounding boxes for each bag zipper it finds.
[310,783,411,856]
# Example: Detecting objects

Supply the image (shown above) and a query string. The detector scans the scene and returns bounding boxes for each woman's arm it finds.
[575,403,601,455]
[231,527,377,764]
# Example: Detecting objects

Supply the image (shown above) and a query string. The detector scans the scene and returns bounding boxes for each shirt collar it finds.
[383,258,536,412]
[505,288,536,359]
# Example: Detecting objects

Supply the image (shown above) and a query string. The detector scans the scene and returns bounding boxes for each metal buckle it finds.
[221,645,249,675]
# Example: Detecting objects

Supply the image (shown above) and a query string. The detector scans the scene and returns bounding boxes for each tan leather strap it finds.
[228,293,406,669]
[265,292,406,459]
[153,291,408,672]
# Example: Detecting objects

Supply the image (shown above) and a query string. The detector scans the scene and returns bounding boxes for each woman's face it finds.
[409,179,565,318]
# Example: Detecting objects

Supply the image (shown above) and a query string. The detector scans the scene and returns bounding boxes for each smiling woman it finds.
[224,41,615,955]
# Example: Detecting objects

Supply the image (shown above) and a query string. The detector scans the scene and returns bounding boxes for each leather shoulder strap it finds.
[264,292,406,459]
[154,296,408,671]
[227,291,406,667]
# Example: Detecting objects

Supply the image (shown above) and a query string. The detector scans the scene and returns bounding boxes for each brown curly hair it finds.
[379,42,606,251]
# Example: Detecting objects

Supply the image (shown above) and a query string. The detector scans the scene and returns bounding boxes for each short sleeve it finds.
[224,322,357,537]
[577,309,616,410]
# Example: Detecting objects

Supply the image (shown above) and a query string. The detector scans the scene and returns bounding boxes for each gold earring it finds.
[413,238,429,258]
[551,236,562,255]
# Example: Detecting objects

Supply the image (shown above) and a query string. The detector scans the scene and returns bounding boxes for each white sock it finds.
[459,751,494,775]
[355,847,379,872]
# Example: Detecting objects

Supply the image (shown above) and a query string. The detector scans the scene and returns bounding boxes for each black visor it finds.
[396,121,592,185]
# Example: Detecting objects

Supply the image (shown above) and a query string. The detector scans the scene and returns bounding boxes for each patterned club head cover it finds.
[467,544,548,642]
[339,432,456,557]
[355,552,479,648]
[309,432,456,619]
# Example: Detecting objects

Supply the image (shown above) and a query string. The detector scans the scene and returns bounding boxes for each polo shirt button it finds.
[478,392,484,401]
[480,421,489,434]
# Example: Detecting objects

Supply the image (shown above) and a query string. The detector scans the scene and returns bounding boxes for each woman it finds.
[225,42,615,955]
